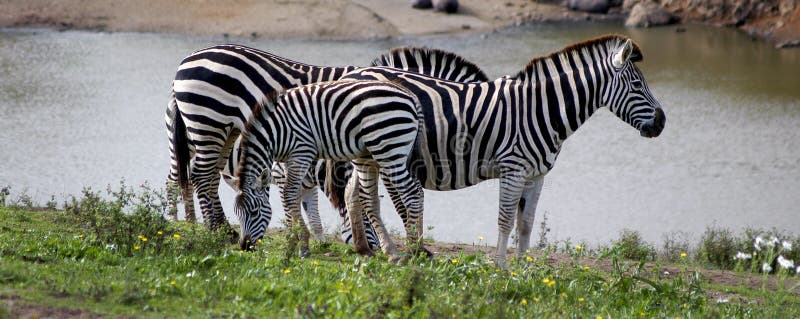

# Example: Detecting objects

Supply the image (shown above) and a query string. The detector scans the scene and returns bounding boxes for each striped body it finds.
[339,35,666,265]
[167,45,487,246]
[234,80,424,259]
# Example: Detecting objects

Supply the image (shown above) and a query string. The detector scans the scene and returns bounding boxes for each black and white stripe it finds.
[233,80,424,260]
[338,35,666,265]
[166,44,488,245]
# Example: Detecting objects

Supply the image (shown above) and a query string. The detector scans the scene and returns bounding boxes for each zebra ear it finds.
[254,169,272,190]
[220,172,239,190]
[612,39,633,69]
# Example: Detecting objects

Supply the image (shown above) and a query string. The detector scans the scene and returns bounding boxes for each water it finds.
[1,24,799,247]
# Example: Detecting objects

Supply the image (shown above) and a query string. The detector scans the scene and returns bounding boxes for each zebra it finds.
[166,44,488,244]
[230,80,425,260]
[334,35,666,266]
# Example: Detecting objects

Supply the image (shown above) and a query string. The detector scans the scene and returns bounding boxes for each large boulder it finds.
[433,0,458,13]
[411,0,432,9]
[625,1,676,27]
[565,0,611,14]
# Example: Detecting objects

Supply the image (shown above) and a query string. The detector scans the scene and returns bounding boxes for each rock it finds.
[625,1,676,27]
[433,0,458,13]
[622,0,641,12]
[780,0,797,16]
[565,0,611,14]
[411,0,432,9]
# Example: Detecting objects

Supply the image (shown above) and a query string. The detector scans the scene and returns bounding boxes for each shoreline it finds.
[3,0,796,47]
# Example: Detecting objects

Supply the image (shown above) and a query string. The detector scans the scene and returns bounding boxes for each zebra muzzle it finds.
[640,108,666,138]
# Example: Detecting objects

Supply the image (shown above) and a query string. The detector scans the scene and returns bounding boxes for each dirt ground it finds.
[0,0,594,39]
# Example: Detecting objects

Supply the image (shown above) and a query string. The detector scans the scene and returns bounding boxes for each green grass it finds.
[0,189,798,318]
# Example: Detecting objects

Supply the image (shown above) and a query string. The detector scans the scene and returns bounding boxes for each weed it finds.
[612,229,656,261]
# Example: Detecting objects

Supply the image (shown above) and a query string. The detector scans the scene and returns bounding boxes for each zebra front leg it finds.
[516,176,544,259]
[495,173,526,268]
[281,156,314,258]
[354,161,401,261]
[344,171,374,256]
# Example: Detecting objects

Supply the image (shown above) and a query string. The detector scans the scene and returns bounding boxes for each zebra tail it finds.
[323,160,349,217]
[172,101,190,191]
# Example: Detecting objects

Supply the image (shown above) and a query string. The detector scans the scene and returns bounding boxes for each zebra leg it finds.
[181,182,196,223]
[353,161,401,260]
[300,187,325,241]
[378,162,427,259]
[344,171,374,256]
[340,179,382,251]
[281,155,315,258]
[495,173,526,268]
[516,176,544,258]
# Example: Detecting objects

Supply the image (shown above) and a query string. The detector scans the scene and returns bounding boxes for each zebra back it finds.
[370,46,489,82]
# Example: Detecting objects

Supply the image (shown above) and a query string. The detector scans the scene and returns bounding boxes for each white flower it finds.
[762,262,773,273]
[715,298,730,303]
[754,236,765,251]
[777,255,795,270]
[768,236,780,247]
[782,241,793,251]
[734,252,752,260]
[105,244,116,250]
[796,265,800,274]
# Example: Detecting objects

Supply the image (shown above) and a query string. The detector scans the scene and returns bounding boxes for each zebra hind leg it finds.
[494,173,527,269]
[354,161,400,260]
[344,172,374,257]
[380,171,430,260]
[300,188,326,241]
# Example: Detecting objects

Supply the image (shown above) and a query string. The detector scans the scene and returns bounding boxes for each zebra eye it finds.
[631,80,643,91]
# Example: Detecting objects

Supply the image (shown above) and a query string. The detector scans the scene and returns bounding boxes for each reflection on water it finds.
[1,24,798,246]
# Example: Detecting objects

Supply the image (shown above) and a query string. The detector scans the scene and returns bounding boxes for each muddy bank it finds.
[0,0,596,39]
[659,0,800,48]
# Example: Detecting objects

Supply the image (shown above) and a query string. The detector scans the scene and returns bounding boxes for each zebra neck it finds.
[521,57,605,144]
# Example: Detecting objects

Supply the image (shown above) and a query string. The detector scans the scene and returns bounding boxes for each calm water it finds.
[1,24,798,247]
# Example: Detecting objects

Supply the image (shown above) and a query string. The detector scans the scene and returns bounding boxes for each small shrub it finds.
[695,226,738,269]
[661,231,692,262]
[612,229,656,261]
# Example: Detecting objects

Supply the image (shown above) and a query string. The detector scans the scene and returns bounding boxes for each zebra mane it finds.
[514,34,643,79]
[370,46,489,82]
[236,90,283,190]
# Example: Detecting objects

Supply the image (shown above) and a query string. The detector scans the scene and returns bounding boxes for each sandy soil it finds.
[0,0,611,39]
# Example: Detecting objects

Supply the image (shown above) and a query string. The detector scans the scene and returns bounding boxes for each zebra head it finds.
[602,38,665,138]
[234,172,272,251]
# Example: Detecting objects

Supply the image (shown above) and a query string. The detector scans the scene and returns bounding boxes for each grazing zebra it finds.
[231,80,424,260]
[166,44,487,242]
[336,35,666,266]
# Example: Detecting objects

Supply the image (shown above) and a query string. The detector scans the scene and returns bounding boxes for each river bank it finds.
[2,0,798,47]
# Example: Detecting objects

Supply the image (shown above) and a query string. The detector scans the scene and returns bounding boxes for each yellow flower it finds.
[313,260,319,266]
[478,236,484,241]
[526,256,534,262]
[157,230,163,236]
[450,258,458,264]
[596,316,603,319]
[257,239,262,244]
[575,245,583,250]
[170,280,177,286]
[140,236,148,242]
[283,268,291,275]
[134,245,140,250]
[542,278,550,284]
[173,233,181,239]
[510,271,518,277]
[583,266,591,271]
[680,252,687,259]
[578,297,585,302]
[520,298,528,305]
[78,234,84,239]
[548,280,556,288]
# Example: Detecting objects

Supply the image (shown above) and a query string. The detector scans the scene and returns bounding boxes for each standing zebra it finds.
[232,80,424,260]
[166,45,488,241]
[336,35,666,266]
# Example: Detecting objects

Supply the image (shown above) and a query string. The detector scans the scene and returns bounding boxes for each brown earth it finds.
[0,0,597,39]
[659,0,800,47]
